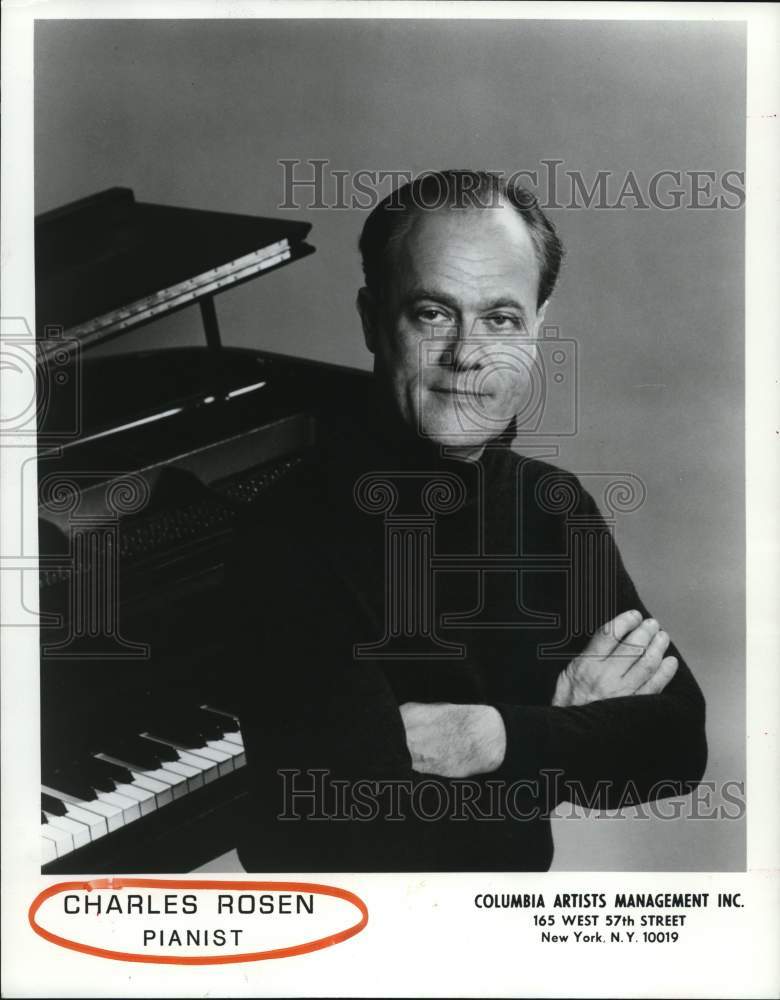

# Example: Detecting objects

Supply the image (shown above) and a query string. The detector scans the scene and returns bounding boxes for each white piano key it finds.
[132,737,200,797]
[133,764,190,801]
[41,833,57,865]
[170,749,220,784]
[112,780,158,816]
[96,752,186,804]
[41,823,74,858]
[44,811,91,850]
[94,755,173,806]
[142,733,234,778]
[158,769,189,800]
[160,757,205,792]
[181,743,234,778]
[220,731,244,747]
[89,756,158,811]
[63,803,109,840]
[205,736,237,753]
[70,796,124,832]
[41,783,124,834]
[96,789,141,824]
[127,770,174,807]
[207,737,246,768]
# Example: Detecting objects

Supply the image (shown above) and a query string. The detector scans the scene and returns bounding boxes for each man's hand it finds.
[399,702,506,778]
[552,609,679,708]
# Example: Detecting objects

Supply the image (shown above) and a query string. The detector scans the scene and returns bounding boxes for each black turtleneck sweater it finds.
[227,386,707,872]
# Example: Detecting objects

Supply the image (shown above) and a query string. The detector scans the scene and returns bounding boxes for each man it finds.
[230,170,706,871]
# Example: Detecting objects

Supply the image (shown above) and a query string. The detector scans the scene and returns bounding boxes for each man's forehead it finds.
[390,202,540,300]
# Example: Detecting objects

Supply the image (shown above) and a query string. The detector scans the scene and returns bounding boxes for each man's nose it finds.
[435,321,484,371]
[452,339,484,372]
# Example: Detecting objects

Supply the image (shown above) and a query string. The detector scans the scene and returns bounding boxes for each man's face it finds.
[358,202,548,458]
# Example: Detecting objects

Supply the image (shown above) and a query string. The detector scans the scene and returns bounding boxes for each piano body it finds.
[36,188,366,873]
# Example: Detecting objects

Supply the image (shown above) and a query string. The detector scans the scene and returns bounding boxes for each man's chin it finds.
[417,421,502,456]
[418,407,511,451]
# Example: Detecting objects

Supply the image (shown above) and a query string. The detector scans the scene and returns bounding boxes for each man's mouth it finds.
[430,385,491,398]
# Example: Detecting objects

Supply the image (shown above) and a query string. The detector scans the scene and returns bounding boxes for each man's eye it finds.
[485,314,522,330]
[417,308,451,324]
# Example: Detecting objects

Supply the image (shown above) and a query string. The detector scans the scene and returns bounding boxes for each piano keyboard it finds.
[40,706,245,865]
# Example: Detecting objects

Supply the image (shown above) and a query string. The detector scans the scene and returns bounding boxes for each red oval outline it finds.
[28,878,368,965]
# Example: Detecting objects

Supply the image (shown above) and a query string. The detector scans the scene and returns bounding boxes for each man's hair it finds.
[358,169,564,309]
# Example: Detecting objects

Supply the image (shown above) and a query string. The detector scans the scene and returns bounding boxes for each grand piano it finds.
[36,187,367,873]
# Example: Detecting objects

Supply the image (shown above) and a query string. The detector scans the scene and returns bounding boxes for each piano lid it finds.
[35,187,314,358]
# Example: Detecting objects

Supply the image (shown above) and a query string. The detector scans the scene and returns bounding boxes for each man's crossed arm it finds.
[400,609,679,779]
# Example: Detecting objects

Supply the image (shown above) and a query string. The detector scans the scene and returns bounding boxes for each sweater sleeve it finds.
[492,478,708,809]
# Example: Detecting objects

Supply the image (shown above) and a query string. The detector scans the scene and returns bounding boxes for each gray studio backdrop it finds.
[35,19,746,871]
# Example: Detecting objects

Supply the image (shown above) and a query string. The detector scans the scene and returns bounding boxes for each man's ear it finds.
[357,286,378,354]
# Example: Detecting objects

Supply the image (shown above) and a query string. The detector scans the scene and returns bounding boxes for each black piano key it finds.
[101,737,164,771]
[91,776,116,793]
[147,721,206,749]
[43,768,96,802]
[41,792,67,816]
[202,705,240,732]
[189,709,225,739]
[145,709,210,748]
[90,756,134,785]
[75,758,117,793]
[137,735,179,762]
[42,811,48,824]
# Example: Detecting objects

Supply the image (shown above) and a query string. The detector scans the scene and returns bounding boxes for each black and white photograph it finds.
[1,3,778,997]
